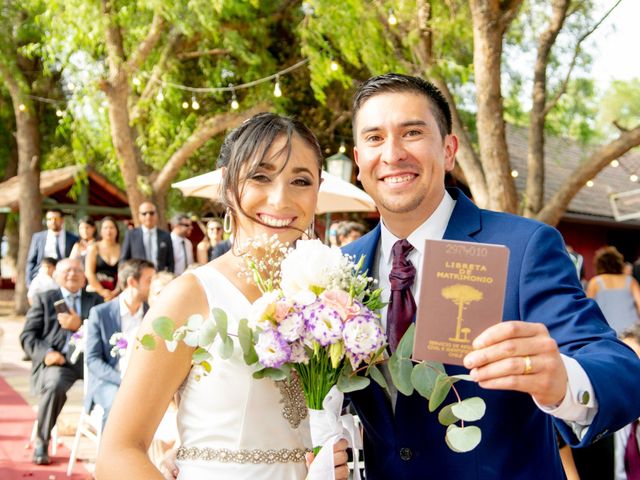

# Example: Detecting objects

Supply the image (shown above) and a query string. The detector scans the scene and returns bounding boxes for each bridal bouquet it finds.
[68,324,86,364]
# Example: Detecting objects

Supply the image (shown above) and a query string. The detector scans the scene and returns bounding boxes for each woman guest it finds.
[70,217,97,261]
[85,216,121,301]
[586,245,640,335]
[196,219,225,263]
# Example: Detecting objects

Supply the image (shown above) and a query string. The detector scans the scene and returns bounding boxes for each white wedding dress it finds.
[175,266,311,479]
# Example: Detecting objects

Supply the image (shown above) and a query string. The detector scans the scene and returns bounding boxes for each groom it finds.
[342,73,640,479]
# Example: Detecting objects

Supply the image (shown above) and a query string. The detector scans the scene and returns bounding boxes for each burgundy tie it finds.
[625,420,640,479]
[387,239,417,352]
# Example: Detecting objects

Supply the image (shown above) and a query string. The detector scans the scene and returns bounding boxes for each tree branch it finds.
[153,102,271,193]
[126,12,166,73]
[177,48,231,60]
[544,0,622,115]
[537,124,640,225]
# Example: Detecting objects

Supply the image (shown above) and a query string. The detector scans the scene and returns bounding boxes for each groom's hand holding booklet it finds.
[412,239,510,366]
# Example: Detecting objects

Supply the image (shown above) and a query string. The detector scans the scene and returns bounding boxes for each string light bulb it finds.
[330,60,339,72]
[273,76,282,98]
[182,101,189,109]
[388,9,398,25]
[631,174,638,182]
[156,89,164,102]
[586,180,594,188]
[511,169,519,178]
[338,141,346,153]
[611,160,619,168]
[132,77,141,87]
[230,90,239,110]
[55,109,64,117]
[18,104,26,112]
[191,96,200,110]
[67,82,75,91]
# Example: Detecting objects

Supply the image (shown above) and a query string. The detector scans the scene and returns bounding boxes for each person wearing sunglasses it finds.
[119,202,175,273]
[170,214,195,275]
[196,219,229,264]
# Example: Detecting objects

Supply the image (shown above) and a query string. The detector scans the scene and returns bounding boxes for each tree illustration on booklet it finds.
[442,284,483,343]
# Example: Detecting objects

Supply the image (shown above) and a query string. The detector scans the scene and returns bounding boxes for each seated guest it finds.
[27,257,58,305]
[85,258,155,428]
[20,258,103,465]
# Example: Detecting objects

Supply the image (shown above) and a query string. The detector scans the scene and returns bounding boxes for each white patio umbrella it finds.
[171,168,377,215]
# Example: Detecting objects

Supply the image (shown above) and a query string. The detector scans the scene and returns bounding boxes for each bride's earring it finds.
[223,209,233,234]
[305,224,315,239]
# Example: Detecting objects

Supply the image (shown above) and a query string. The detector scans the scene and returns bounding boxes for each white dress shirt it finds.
[141,226,157,266]
[171,232,194,275]
[117,293,144,374]
[376,190,597,433]
[44,230,66,259]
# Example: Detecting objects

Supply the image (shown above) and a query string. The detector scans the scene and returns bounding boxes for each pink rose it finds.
[274,299,293,322]
[320,289,360,320]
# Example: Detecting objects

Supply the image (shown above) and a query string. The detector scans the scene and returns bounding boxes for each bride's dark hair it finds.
[218,112,322,238]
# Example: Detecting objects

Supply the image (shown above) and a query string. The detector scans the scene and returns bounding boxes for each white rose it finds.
[280,240,348,296]
[248,290,281,329]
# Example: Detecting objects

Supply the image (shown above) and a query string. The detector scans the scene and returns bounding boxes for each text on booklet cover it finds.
[412,239,510,366]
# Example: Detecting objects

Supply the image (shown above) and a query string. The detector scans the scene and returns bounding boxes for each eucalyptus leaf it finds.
[253,367,289,381]
[396,323,416,359]
[445,425,482,453]
[199,320,217,346]
[218,335,234,359]
[389,354,414,396]
[238,319,253,356]
[369,364,388,390]
[426,361,446,375]
[337,371,371,393]
[451,397,486,422]
[428,373,452,412]
[438,403,459,426]
[152,316,176,341]
[411,362,439,399]
[139,334,156,350]
[212,308,228,340]
[192,347,213,363]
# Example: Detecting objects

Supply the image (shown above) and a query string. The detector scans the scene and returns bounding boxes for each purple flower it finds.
[255,329,291,369]
[116,337,128,350]
[277,310,305,342]
[342,309,386,369]
[302,301,343,347]
[289,341,309,365]
[71,330,83,341]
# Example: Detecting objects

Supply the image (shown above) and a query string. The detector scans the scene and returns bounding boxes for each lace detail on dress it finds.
[276,371,307,429]
[176,446,310,464]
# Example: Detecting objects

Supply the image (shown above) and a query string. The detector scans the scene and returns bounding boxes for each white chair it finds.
[348,414,366,479]
[29,420,59,455]
[66,352,104,476]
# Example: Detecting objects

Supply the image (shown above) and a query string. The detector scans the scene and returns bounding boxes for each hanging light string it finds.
[144,58,309,93]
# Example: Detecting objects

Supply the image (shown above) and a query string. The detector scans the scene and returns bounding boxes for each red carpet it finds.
[0,376,91,479]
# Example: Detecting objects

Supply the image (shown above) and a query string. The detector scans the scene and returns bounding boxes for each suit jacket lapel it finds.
[442,188,482,242]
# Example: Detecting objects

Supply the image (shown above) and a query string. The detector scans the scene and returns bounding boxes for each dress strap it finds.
[596,276,606,290]
[186,266,224,313]
[626,275,633,289]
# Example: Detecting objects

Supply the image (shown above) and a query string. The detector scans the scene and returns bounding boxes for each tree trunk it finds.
[470,0,522,213]
[14,103,42,314]
[536,125,640,226]
[0,139,19,276]
[524,0,570,217]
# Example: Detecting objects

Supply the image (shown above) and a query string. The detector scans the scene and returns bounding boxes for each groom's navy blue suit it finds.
[343,188,640,479]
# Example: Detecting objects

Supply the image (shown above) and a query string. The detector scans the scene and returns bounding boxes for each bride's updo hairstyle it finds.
[217,112,322,236]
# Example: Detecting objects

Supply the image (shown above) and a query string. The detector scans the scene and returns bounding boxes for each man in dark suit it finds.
[119,201,174,272]
[20,258,102,465]
[85,258,155,428]
[342,73,640,479]
[26,208,79,286]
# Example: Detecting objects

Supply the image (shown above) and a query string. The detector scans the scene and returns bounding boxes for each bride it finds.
[97,113,348,479]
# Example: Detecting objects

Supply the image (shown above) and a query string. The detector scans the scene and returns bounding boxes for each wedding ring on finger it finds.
[522,355,533,375]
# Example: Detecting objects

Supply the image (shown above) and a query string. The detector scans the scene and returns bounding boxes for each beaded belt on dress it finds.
[176,446,311,464]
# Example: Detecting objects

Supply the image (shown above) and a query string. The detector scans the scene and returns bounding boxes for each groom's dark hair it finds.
[352,73,452,141]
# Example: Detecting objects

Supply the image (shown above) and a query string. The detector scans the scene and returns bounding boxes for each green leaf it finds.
[445,425,482,453]
[212,308,228,341]
[438,403,459,426]
[152,316,176,341]
[192,347,212,363]
[337,371,371,393]
[389,354,414,396]
[369,364,388,390]
[218,335,234,359]
[139,334,156,350]
[451,397,486,422]
[199,320,217,346]
[397,323,416,359]
[238,319,254,357]
[410,362,440,399]
[253,367,288,381]
[428,373,452,412]
[425,361,446,375]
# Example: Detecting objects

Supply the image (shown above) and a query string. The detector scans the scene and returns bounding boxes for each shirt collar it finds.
[118,291,143,318]
[60,287,79,300]
[379,190,456,266]
[142,226,157,235]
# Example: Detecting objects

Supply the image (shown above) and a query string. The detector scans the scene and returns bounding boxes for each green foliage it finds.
[445,424,482,453]
[152,316,176,341]
[598,78,640,138]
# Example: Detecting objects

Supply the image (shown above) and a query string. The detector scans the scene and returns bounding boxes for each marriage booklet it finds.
[412,239,510,366]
